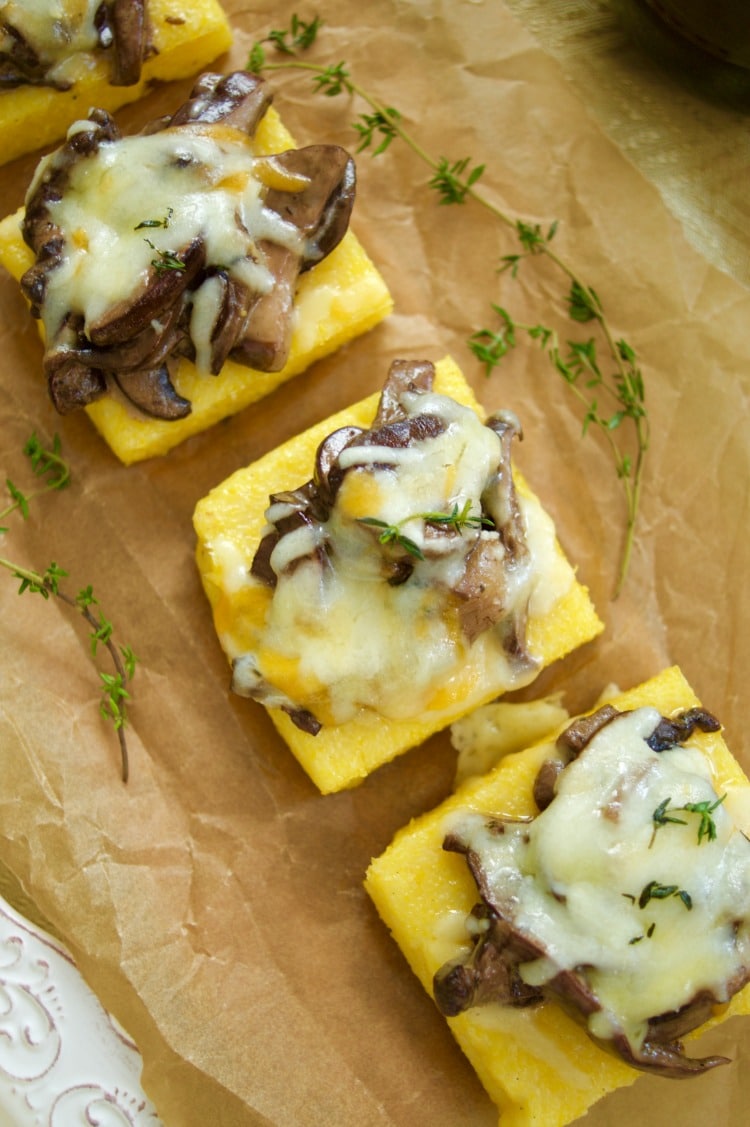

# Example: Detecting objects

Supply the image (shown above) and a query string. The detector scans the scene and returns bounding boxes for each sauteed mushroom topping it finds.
[20,71,356,419]
[434,706,750,1077]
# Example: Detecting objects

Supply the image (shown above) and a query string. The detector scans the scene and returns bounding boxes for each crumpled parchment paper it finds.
[0,2,748,1124]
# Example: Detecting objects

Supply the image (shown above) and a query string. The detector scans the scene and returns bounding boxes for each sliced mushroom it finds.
[168,70,273,134]
[107,0,148,87]
[372,358,436,427]
[232,145,356,372]
[113,363,191,420]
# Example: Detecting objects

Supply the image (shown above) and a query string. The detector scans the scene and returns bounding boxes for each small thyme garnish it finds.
[358,501,493,561]
[143,237,186,273]
[650,794,726,847]
[245,14,650,597]
[637,880,692,911]
[1,435,138,782]
[134,207,174,231]
[357,517,424,560]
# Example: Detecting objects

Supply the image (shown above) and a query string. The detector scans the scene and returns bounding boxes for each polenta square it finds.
[0,0,234,165]
[193,355,603,793]
[365,666,750,1126]
[0,75,393,464]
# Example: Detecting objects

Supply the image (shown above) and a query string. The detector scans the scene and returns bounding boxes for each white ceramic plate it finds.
[0,893,161,1126]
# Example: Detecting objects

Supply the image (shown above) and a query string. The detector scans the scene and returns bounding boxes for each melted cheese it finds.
[230,391,573,727]
[448,708,750,1056]
[0,1,102,79]
[31,122,306,371]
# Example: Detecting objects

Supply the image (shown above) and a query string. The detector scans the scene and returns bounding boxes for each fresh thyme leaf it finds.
[313,61,351,97]
[637,880,693,910]
[267,13,323,55]
[353,107,402,155]
[420,500,494,531]
[429,156,485,205]
[144,237,186,272]
[468,304,516,376]
[5,479,29,520]
[568,280,602,323]
[649,793,726,846]
[358,501,493,563]
[134,207,173,231]
[681,795,726,844]
[357,517,425,560]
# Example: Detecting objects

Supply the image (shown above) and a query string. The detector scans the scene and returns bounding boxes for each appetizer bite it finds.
[193,355,602,793]
[0,0,233,164]
[0,70,392,462]
[365,666,750,1126]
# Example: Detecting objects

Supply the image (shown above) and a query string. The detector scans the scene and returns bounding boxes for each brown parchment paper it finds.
[1,2,749,1124]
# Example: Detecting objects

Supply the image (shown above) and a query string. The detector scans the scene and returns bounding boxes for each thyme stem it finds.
[1,437,137,782]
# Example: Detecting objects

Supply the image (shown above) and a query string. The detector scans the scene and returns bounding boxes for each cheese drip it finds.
[231,391,572,727]
[448,708,750,1057]
[33,123,305,371]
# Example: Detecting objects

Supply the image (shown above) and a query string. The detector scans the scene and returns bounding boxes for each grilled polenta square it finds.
[193,355,603,793]
[0,74,393,463]
[365,665,750,1126]
[0,0,234,165]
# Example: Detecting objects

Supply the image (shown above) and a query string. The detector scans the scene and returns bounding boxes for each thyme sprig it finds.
[246,15,650,596]
[1,436,137,782]
[358,501,494,561]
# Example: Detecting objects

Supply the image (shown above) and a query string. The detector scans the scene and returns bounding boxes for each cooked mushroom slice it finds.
[313,425,365,509]
[372,358,436,427]
[232,145,356,372]
[556,704,621,757]
[113,364,191,420]
[47,358,107,414]
[453,536,510,644]
[107,0,148,86]
[200,272,256,376]
[168,70,273,134]
[483,410,527,564]
[646,707,721,752]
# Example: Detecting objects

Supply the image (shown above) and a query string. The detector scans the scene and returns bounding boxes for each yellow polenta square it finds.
[364,665,750,1127]
[0,106,393,464]
[0,0,233,166]
[193,355,603,793]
